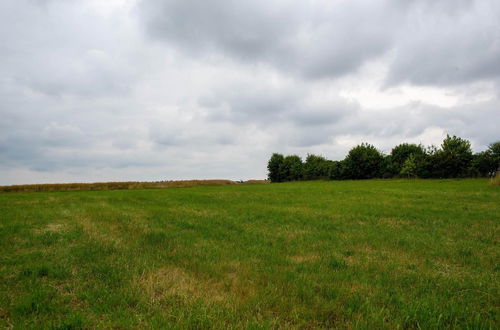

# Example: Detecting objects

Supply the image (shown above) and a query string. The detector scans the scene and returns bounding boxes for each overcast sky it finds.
[1,0,499,185]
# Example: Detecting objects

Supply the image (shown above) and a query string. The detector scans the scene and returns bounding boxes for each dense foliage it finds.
[267,135,500,182]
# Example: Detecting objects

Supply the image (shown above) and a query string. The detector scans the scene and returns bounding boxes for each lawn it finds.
[0,179,498,329]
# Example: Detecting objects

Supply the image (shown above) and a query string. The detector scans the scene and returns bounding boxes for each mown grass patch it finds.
[0,179,498,328]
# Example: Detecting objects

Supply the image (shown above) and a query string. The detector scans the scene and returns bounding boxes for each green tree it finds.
[280,155,304,181]
[472,151,494,177]
[414,145,439,178]
[400,154,417,178]
[438,135,473,178]
[390,143,425,176]
[303,154,330,180]
[488,141,500,175]
[267,153,285,182]
[328,160,343,180]
[380,155,395,178]
[472,141,500,177]
[343,143,384,179]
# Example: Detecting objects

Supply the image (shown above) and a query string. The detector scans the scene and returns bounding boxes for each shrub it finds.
[471,151,495,177]
[328,161,344,180]
[281,155,304,181]
[415,145,441,178]
[267,153,285,182]
[343,143,384,179]
[400,154,417,178]
[488,141,500,175]
[438,135,473,178]
[266,137,498,182]
[303,154,330,180]
[390,143,425,176]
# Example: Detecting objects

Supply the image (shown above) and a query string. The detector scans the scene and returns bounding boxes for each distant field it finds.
[0,179,498,328]
[0,179,248,193]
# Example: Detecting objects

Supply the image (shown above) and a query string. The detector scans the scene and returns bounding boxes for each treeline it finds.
[268,135,500,182]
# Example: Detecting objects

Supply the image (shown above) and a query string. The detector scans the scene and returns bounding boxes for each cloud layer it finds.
[0,0,499,184]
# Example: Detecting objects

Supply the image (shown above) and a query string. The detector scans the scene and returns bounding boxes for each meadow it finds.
[0,179,498,329]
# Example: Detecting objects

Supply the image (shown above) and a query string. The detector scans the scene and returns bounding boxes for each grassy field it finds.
[0,179,498,329]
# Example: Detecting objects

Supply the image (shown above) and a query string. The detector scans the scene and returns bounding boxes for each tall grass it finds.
[0,179,241,193]
[490,172,500,186]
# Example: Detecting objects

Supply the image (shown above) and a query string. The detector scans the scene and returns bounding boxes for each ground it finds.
[0,179,498,328]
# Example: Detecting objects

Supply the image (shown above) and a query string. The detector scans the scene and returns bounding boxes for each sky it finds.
[1,0,499,185]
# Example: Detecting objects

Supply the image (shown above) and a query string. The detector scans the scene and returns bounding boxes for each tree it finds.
[438,135,473,178]
[267,138,498,182]
[472,141,500,177]
[414,145,440,178]
[267,153,285,182]
[472,151,494,177]
[390,143,425,176]
[380,155,395,178]
[488,141,500,175]
[303,154,330,180]
[400,154,417,178]
[280,155,303,181]
[343,143,384,179]
[328,160,343,180]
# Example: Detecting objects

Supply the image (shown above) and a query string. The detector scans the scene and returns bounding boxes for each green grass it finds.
[0,179,498,329]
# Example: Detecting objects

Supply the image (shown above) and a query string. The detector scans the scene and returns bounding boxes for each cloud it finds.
[138,0,500,87]
[138,0,399,79]
[386,0,500,86]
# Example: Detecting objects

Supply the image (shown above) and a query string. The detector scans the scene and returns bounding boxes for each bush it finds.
[390,143,425,176]
[343,143,384,179]
[438,135,473,178]
[415,146,441,178]
[303,154,330,180]
[488,141,500,175]
[280,155,304,181]
[267,153,285,182]
[266,136,498,182]
[328,161,344,180]
[471,151,495,177]
[400,154,417,178]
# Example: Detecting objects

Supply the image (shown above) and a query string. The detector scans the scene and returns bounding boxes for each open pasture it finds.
[0,179,498,328]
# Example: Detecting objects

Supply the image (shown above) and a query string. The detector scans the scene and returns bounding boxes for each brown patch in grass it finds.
[376,217,411,228]
[77,215,123,246]
[290,254,320,264]
[344,244,424,270]
[33,223,65,234]
[0,306,8,318]
[284,228,309,239]
[45,223,65,232]
[137,265,255,307]
[53,282,87,309]
[0,306,13,330]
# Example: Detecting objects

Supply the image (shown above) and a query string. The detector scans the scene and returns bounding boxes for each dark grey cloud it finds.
[138,0,399,79]
[199,83,303,125]
[138,0,500,86]
[198,81,357,129]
